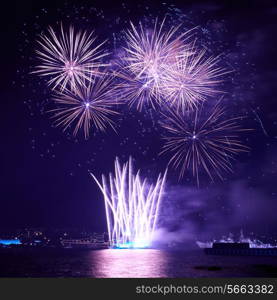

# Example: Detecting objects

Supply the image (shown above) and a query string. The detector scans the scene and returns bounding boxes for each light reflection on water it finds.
[0,248,276,277]
[87,249,277,278]
[90,249,167,278]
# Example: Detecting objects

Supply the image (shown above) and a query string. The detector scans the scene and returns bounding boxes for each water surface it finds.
[0,248,276,277]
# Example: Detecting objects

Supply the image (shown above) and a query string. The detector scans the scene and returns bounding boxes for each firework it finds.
[51,73,120,139]
[33,24,108,91]
[115,64,162,111]
[118,19,194,109]
[91,157,167,248]
[161,45,226,113]
[118,19,226,111]
[160,102,250,184]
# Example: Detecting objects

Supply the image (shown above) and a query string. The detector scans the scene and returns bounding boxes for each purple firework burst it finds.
[160,101,250,185]
[51,73,120,139]
[33,24,108,91]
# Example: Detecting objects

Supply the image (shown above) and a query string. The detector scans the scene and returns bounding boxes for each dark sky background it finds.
[1,0,277,244]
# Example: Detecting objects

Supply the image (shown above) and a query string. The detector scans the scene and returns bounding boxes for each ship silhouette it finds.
[197,230,277,256]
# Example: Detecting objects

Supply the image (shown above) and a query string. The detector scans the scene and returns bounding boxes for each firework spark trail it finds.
[33,24,108,91]
[160,102,250,185]
[117,19,197,110]
[115,63,162,111]
[252,109,268,137]
[51,73,120,139]
[117,19,226,111]
[161,45,227,113]
[124,19,188,78]
[91,157,167,248]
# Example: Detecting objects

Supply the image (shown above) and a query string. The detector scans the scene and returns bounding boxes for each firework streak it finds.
[160,101,250,185]
[91,157,167,248]
[51,73,120,139]
[33,24,108,91]
[117,19,225,111]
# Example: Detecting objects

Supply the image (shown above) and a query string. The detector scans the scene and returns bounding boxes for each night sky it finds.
[2,0,277,244]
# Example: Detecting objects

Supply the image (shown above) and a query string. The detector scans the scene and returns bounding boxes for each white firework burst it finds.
[118,19,226,112]
[117,19,194,109]
[33,24,108,91]
[161,45,227,113]
[124,19,189,78]
[51,73,120,139]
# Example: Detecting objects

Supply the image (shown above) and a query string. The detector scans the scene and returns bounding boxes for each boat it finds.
[61,239,108,249]
[197,231,277,256]
[204,242,277,256]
